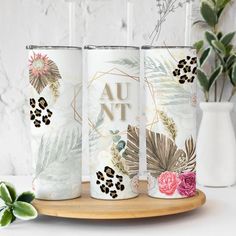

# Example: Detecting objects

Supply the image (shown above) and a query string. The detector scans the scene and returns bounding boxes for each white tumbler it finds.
[86,45,140,200]
[27,45,82,200]
[143,46,197,199]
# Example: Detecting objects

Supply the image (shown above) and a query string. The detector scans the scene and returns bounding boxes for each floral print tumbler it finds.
[143,46,197,199]
[27,45,82,200]
[86,46,140,200]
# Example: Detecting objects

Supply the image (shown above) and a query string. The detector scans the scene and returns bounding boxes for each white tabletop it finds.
[0,176,235,236]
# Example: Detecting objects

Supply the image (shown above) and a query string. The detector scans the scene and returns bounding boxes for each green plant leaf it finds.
[5,182,16,202]
[216,0,231,18]
[208,66,223,89]
[199,48,211,66]
[0,208,12,227]
[11,215,16,223]
[0,183,12,204]
[221,32,235,46]
[197,69,209,91]
[225,45,233,56]
[217,8,224,18]
[226,54,236,69]
[200,2,218,27]
[212,40,226,54]
[17,191,35,203]
[231,64,236,86]
[193,40,204,53]
[205,31,217,45]
[13,201,38,220]
[216,0,231,10]
[217,32,223,39]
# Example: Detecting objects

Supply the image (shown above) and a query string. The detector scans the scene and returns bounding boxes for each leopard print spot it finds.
[38,97,48,110]
[115,182,125,191]
[190,76,195,82]
[42,116,50,125]
[190,57,197,64]
[30,98,36,108]
[192,67,197,74]
[116,175,123,182]
[179,59,187,65]
[173,69,180,76]
[35,109,41,117]
[104,166,115,178]
[30,111,35,120]
[180,75,188,80]
[100,184,109,194]
[110,190,118,199]
[96,171,104,181]
[183,65,191,73]
[106,179,113,187]
[34,119,41,128]
[47,109,53,117]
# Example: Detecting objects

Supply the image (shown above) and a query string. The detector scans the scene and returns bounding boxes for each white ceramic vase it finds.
[197,102,236,187]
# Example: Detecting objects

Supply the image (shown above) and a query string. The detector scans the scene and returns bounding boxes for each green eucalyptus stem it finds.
[214,77,217,102]
[228,87,236,101]
[196,0,235,103]
[205,91,209,102]
[213,25,218,102]
[219,73,226,102]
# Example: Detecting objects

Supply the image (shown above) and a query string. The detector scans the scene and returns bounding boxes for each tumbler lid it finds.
[26,45,82,50]
[85,45,139,50]
[141,45,194,49]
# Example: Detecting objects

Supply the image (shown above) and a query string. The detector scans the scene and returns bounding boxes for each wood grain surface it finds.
[33,181,206,219]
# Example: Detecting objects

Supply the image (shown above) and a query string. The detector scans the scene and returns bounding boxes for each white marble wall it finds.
[0,0,235,176]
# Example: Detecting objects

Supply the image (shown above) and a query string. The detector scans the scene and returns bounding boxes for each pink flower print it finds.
[177,172,196,197]
[158,171,181,195]
[131,175,139,194]
[29,52,50,78]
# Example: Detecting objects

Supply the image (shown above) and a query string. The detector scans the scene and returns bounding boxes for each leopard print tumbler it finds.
[27,45,82,200]
[86,46,140,200]
[143,46,197,199]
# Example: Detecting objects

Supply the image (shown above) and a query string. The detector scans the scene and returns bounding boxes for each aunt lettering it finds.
[100,83,131,121]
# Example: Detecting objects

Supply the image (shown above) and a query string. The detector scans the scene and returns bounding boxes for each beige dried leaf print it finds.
[183,136,196,172]
[49,80,60,100]
[158,110,177,141]
[146,130,196,178]
[29,53,61,97]
[111,143,129,175]
[123,125,139,178]
[29,74,48,94]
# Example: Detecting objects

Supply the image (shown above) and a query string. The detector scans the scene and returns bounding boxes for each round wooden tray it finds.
[33,181,206,219]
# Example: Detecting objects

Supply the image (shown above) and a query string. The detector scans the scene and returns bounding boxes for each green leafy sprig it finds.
[194,0,236,102]
[0,182,37,228]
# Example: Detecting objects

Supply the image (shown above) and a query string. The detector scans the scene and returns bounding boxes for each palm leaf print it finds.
[183,136,196,172]
[123,125,139,178]
[35,124,82,179]
[146,130,196,177]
